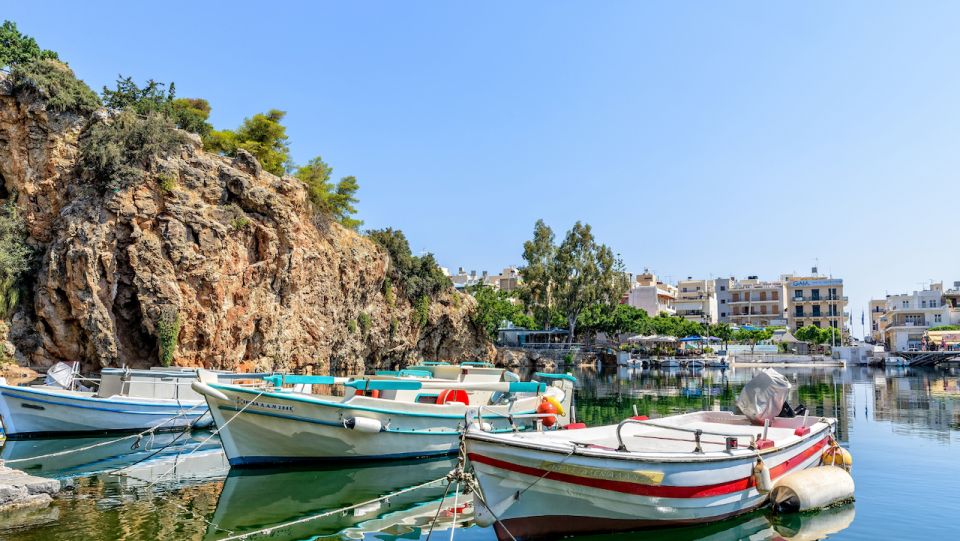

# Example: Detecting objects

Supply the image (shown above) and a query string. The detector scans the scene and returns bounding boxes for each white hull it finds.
[466,413,834,540]
[0,384,209,437]
[203,384,553,465]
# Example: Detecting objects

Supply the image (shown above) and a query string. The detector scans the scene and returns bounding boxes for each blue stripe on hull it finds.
[1,390,205,416]
[228,449,456,467]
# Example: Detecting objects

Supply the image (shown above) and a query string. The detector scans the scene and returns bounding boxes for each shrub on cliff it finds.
[207,109,292,176]
[80,110,190,192]
[367,228,451,302]
[101,76,212,137]
[10,59,101,115]
[0,202,34,315]
[294,156,362,229]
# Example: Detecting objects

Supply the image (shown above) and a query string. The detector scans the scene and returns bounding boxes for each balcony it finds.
[728,299,781,305]
[791,295,848,303]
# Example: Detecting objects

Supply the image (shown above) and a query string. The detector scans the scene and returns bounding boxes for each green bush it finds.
[100,76,212,138]
[80,110,189,192]
[156,308,181,367]
[358,313,371,336]
[366,228,451,302]
[294,156,362,229]
[347,319,357,334]
[384,278,395,307]
[206,109,292,176]
[157,173,177,193]
[10,59,100,115]
[415,295,430,328]
[0,202,33,315]
[389,317,398,340]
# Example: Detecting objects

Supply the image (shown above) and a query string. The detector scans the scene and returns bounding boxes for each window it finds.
[811,289,820,301]
[720,299,726,304]
[760,292,767,301]
[813,321,821,328]
[720,286,726,291]
[795,306,804,317]
[903,300,909,308]
[772,291,779,300]
[812,306,821,317]
[733,293,740,302]
[831,320,838,328]
[745,292,751,302]
[921,300,927,308]
[795,289,803,299]
[935,314,942,323]
[721,312,727,317]
[760,305,767,314]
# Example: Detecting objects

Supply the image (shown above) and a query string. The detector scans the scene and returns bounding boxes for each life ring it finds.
[436,389,469,405]
[354,389,381,398]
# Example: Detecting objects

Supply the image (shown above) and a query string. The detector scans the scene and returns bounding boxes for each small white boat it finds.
[617,357,646,367]
[885,356,908,367]
[705,356,729,369]
[466,411,836,540]
[193,364,576,465]
[658,357,680,369]
[684,359,705,370]
[0,363,257,438]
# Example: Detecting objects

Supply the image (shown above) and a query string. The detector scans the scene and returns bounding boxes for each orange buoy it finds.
[436,389,470,405]
[537,397,558,427]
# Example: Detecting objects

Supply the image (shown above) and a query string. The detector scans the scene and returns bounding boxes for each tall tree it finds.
[294,156,361,229]
[0,21,58,67]
[518,220,556,329]
[207,109,292,176]
[551,222,629,342]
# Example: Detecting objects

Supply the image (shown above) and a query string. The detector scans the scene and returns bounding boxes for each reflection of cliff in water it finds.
[206,457,458,540]
[570,365,852,443]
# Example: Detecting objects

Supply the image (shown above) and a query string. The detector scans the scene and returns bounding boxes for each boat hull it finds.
[467,428,830,540]
[203,384,541,465]
[0,384,210,438]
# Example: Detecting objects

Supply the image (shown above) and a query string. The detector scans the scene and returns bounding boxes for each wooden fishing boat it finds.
[466,411,836,540]
[193,365,576,465]
[0,364,260,438]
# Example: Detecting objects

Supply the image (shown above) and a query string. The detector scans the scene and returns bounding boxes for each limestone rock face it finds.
[0,75,493,372]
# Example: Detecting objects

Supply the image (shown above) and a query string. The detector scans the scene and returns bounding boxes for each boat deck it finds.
[477,411,823,456]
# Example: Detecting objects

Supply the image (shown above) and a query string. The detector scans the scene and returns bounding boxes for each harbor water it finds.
[1,364,958,540]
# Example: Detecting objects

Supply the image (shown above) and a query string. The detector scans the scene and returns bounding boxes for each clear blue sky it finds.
[8,2,960,337]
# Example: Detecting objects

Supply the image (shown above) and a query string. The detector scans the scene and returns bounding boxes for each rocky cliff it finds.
[0,74,493,373]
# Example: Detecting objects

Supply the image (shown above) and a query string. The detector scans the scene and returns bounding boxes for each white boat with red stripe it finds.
[466,411,836,540]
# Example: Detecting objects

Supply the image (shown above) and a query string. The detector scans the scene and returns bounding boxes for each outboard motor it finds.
[45,361,79,390]
[736,368,792,425]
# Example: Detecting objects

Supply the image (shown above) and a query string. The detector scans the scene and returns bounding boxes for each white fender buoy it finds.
[343,417,383,433]
[754,458,773,494]
[191,381,229,402]
[473,493,495,527]
[771,466,855,513]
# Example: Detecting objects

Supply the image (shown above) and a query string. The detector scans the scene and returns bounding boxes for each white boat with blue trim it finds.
[0,363,257,438]
[192,363,576,466]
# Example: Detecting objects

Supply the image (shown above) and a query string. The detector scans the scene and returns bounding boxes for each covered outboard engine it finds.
[736,368,792,425]
[45,361,79,390]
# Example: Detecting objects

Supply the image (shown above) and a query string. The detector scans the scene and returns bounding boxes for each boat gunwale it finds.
[465,419,834,464]
[208,382,540,420]
[0,383,207,409]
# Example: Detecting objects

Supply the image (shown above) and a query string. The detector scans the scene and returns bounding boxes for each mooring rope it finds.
[3,400,207,465]
[215,474,449,541]
[142,388,267,490]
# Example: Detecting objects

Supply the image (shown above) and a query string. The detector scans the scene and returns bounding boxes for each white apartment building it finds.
[879,282,960,351]
[674,277,718,324]
[715,277,733,323]
[626,271,677,316]
[728,276,787,327]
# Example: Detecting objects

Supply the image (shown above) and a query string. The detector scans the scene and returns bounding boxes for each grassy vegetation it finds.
[0,202,34,316]
[10,59,100,114]
[156,309,181,367]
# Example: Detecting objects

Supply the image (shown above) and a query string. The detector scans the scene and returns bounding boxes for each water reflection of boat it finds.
[659,358,680,369]
[0,431,221,478]
[206,457,457,540]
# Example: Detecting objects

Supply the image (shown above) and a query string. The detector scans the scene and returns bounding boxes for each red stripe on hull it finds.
[469,436,827,499]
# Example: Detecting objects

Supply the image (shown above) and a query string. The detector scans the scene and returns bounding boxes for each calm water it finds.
[2,365,959,540]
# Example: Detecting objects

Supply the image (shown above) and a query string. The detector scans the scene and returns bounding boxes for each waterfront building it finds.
[448,266,521,292]
[784,270,848,338]
[674,277,718,324]
[728,276,787,327]
[626,271,677,316]
[868,299,886,344]
[878,282,960,352]
[715,277,734,323]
